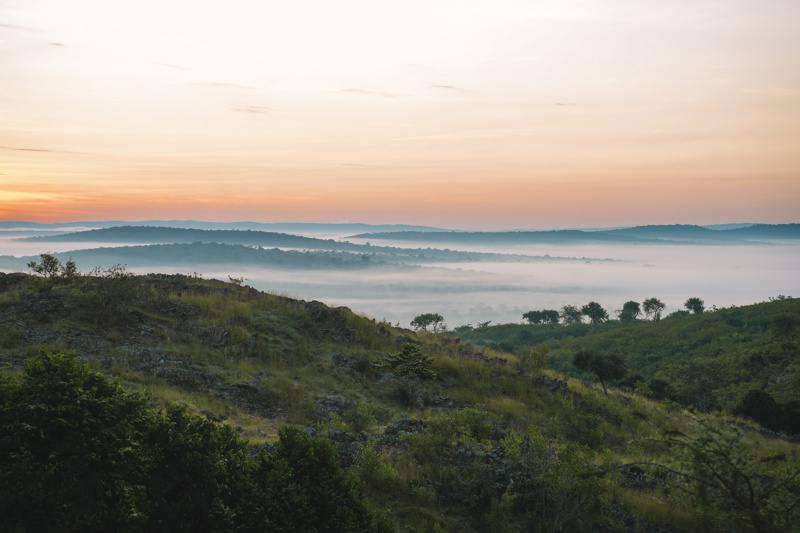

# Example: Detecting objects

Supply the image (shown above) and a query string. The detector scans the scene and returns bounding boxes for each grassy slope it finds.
[456,299,800,413]
[1,272,798,532]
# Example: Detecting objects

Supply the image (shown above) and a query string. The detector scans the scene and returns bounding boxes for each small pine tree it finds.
[384,343,436,381]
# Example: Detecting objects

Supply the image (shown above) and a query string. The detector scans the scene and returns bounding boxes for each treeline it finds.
[0,351,393,533]
[519,296,703,326]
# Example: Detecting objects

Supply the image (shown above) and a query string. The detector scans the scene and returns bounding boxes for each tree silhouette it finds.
[560,305,583,325]
[410,313,445,332]
[581,301,608,324]
[684,297,705,314]
[618,301,641,322]
[643,297,666,321]
[572,350,626,395]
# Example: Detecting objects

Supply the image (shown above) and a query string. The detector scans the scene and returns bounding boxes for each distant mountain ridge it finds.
[0,220,452,236]
[19,226,361,250]
[349,223,800,244]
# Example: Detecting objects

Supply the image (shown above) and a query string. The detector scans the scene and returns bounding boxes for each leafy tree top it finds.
[581,301,609,324]
[643,297,666,321]
[619,300,641,322]
[684,297,705,314]
[410,313,445,333]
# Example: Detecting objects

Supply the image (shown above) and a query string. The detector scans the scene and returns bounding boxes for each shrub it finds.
[384,343,436,381]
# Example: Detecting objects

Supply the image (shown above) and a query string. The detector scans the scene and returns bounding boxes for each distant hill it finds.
[1,240,609,274]
[0,219,452,236]
[20,226,362,250]
[350,224,799,244]
[601,223,800,242]
[720,223,800,239]
[347,229,662,244]
[598,224,747,242]
[0,243,378,271]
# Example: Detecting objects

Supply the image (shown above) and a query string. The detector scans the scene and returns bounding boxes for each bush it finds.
[241,426,388,532]
[384,343,436,381]
[0,351,390,533]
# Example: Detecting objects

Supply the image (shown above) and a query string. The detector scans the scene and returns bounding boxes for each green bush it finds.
[0,351,389,533]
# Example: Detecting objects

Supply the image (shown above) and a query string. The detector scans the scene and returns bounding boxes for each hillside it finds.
[1,269,799,532]
[455,299,800,429]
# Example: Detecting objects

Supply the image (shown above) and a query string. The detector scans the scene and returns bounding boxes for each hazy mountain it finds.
[0,219,452,237]
[720,223,800,239]
[600,224,800,242]
[348,229,666,244]
[20,226,361,249]
[350,224,798,244]
[1,240,608,273]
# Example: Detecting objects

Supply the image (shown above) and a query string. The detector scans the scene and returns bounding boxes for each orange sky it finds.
[1,0,799,229]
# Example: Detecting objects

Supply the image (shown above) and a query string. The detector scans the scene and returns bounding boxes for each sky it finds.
[1,0,799,230]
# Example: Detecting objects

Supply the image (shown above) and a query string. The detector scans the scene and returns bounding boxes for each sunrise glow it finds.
[2,0,799,229]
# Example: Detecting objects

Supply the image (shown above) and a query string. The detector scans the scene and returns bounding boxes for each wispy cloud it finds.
[233,105,272,114]
[432,84,458,90]
[0,146,86,154]
[554,102,578,106]
[49,42,65,47]
[194,82,257,90]
[335,88,402,98]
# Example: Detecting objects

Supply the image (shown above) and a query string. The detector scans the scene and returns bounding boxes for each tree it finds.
[642,297,666,321]
[572,350,626,395]
[410,313,445,333]
[560,305,583,325]
[684,297,705,314]
[580,301,608,324]
[384,343,436,381]
[618,301,641,322]
[26,252,76,293]
[523,310,544,324]
[240,426,383,533]
[541,310,560,324]
[0,351,390,532]
[733,389,784,432]
[0,350,159,530]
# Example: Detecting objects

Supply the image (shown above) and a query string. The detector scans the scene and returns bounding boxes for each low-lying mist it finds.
[2,236,797,328]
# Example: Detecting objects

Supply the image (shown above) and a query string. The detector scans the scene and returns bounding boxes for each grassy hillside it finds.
[455,299,800,425]
[1,269,799,532]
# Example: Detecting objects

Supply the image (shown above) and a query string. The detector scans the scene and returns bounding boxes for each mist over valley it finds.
[2,222,797,327]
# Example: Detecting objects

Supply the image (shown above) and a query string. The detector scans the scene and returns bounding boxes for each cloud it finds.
[432,84,458,90]
[49,42,65,47]
[194,82,257,90]
[335,88,402,98]
[0,146,86,154]
[554,102,578,106]
[233,105,272,114]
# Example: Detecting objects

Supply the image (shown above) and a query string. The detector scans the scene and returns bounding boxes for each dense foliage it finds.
[0,351,386,533]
